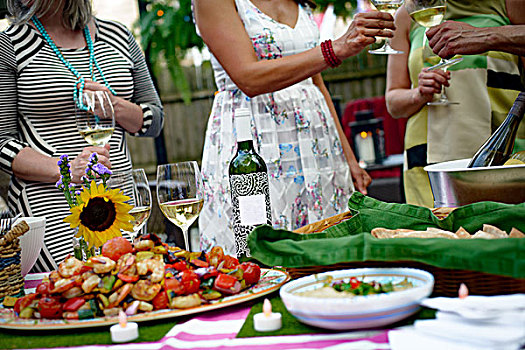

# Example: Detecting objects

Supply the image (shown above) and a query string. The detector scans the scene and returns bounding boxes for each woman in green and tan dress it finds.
[386,0,525,208]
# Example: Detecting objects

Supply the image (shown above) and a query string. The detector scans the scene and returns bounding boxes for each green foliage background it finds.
[137,0,359,103]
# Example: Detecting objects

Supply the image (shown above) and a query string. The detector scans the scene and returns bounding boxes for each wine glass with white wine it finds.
[405,0,462,105]
[368,0,405,55]
[75,90,115,146]
[107,168,152,240]
[156,161,204,251]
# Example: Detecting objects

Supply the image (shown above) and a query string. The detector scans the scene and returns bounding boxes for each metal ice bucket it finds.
[424,159,525,207]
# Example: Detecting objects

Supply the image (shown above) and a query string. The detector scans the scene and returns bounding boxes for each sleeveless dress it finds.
[198,0,354,255]
[403,0,525,207]
[0,19,163,271]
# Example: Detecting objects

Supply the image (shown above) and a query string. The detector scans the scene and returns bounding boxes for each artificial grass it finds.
[0,319,177,349]
[236,295,436,338]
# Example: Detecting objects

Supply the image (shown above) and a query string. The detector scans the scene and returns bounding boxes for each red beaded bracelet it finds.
[321,39,342,68]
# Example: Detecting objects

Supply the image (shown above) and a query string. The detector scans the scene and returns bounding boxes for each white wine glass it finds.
[405,0,462,105]
[107,168,152,240]
[368,0,405,55]
[75,90,115,146]
[156,161,204,251]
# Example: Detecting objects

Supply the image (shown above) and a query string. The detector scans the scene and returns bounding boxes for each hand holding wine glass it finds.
[107,168,152,240]
[156,161,204,251]
[75,90,115,147]
[405,0,461,105]
[368,0,405,55]
[405,0,462,71]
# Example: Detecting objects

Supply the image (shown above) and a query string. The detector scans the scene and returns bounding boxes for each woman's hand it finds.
[334,11,396,60]
[349,162,372,195]
[83,81,143,133]
[416,67,450,104]
[70,144,111,183]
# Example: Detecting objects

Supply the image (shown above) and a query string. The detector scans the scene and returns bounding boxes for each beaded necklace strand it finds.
[31,16,116,111]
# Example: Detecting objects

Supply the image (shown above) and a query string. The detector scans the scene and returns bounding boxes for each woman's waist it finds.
[215,76,315,94]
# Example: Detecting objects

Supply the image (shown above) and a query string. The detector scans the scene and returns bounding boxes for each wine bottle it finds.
[229,108,272,259]
[468,92,525,168]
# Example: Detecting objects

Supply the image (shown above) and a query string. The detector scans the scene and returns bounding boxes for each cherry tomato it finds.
[164,278,184,295]
[172,261,188,272]
[14,294,37,314]
[102,237,133,262]
[63,297,86,312]
[177,270,200,295]
[240,262,261,285]
[36,281,54,296]
[117,273,139,283]
[350,277,361,289]
[152,290,169,310]
[222,255,239,269]
[38,296,63,319]
[213,273,241,295]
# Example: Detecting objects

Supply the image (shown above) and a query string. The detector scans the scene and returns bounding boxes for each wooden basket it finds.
[0,221,30,301]
[291,211,525,297]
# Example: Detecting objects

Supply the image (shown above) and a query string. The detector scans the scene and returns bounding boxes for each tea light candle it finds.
[458,283,469,299]
[110,311,139,343]
[253,299,282,332]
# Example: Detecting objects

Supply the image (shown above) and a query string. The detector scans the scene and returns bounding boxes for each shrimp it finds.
[108,283,133,307]
[51,278,77,293]
[131,280,161,301]
[134,239,154,251]
[117,253,136,274]
[90,256,116,274]
[136,258,165,283]
[58,255,84,278]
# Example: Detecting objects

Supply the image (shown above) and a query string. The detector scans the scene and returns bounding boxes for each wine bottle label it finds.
[230,172,272,258]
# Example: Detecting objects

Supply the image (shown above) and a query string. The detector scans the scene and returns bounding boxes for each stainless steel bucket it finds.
[424,159,525,207]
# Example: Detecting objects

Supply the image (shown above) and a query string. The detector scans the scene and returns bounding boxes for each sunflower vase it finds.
[72,231,98,262]
[65,181,134,260]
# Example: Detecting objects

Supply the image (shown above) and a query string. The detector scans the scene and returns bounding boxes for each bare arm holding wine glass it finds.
[427,0,525,58]
[385,6,450,119]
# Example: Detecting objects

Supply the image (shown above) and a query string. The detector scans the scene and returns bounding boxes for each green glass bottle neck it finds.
[237,140,255,152]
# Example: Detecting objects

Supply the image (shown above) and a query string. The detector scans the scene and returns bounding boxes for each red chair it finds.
[342,96,407,179]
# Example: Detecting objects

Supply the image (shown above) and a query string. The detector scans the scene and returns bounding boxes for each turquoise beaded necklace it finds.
[31,16,116,111]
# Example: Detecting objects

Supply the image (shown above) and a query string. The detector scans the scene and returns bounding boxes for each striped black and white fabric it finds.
[0,18,164,272]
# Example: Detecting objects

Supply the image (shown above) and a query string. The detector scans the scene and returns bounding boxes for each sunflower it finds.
[64,180,134,248]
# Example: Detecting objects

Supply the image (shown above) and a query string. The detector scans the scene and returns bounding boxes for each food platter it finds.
[0,268,289,330]
[280,268,434,330]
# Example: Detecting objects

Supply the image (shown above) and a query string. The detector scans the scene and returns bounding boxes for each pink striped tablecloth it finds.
[23,274,392,350]
[25,305,391,350]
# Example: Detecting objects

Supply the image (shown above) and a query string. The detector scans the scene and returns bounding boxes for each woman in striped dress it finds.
[0,0,164,271]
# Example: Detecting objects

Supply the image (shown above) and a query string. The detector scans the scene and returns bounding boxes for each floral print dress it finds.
[198,0,354,255]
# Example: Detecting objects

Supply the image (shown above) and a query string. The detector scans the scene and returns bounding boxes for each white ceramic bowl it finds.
[14,217,46,276]
[280,268,434,330]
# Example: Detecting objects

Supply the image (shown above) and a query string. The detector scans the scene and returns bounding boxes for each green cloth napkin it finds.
[248,192,525,278]
[0,319,177,349]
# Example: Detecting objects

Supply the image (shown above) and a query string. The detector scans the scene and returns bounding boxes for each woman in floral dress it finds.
[194,0,393,254]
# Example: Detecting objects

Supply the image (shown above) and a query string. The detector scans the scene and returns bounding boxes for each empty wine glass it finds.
[75,90,115,146]
[156,161,204,251]
[368,0,405,55]
[405,0,462,105]
[107,168,152,240]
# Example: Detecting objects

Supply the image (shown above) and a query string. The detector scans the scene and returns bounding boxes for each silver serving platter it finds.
[424,159,525,207]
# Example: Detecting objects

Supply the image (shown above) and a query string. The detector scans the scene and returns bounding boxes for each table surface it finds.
[0,273,436,350]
